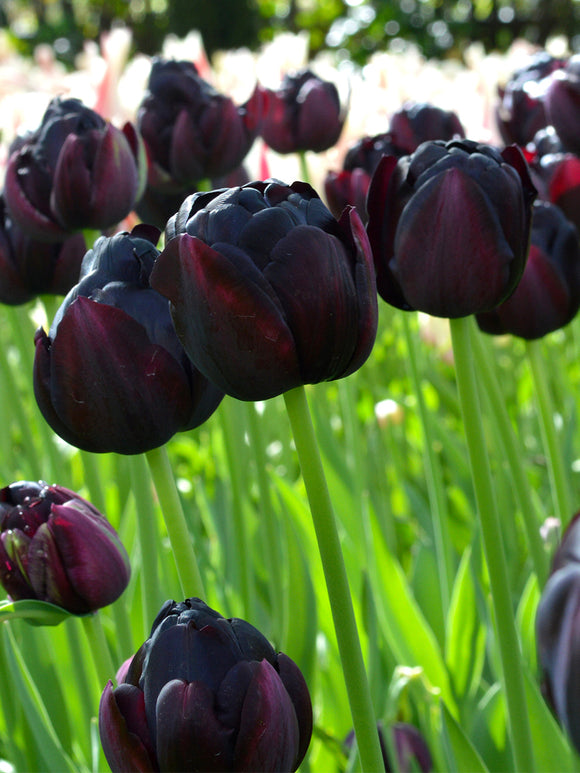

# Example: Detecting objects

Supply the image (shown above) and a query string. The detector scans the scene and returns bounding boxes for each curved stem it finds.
[471,329,549,584]
[283,386,385,773]
[526,339,572,528]
[145,445,205,599]
[449,317,535,773]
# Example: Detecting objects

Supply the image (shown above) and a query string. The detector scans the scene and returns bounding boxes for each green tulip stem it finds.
[145,445,206,599]
[526,338,572,527]
[402,313,453,612]
[81,613,118,689]
[449,316,535,773]
[298,151,311,186]
[132,454,162,633]
[283,385,385,773]
[470,328,549,584]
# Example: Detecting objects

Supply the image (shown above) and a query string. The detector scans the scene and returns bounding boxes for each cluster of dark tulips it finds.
[0,44,579,771]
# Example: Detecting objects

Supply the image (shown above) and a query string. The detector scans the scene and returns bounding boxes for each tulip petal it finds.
[155,679,234,772]
[264,224,358,383]
[234,659,300,772]
[392,166,515,317]
[277,653,313,768]
[99,681,157,773]
[50,134,92,230]
[32,501,130,610]
[151,235,301,400]
[37,297,193,454]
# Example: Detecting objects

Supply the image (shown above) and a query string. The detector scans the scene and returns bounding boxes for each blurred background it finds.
[2,0,579,67]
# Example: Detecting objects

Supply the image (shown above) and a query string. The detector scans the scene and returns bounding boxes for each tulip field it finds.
[0,23,579,773]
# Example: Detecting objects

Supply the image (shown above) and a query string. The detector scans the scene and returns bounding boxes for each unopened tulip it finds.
[150,179,377,401]
[366,139,536,318]
[260,69,345,154]
[33,225,223,454]
[4,97,146,241]
[0,481,129,615]
[388,101,465,154]
[544,55,580,155]
[99,597,312,772]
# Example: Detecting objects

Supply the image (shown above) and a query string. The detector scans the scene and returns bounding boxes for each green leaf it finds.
[445,547,486,700]
[440,701,489,773]
[0,599,73,626]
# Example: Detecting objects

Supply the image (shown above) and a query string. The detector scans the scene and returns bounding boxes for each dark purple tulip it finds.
[530,150,580,234]
[366,139,537,318]
[544,55,580,155]
[99,597,313,772]
[0,481,130,615]
[33,225,223,454]
[536,512,580,753]
[137,58,261,192]
[476,201,580,339]
[4,97,146,242]
[0,194,86,304]
[259,69,345,154]
[345,722,432,772]
[496,51,566,147]
[388,101,465,154]
[150,179,378,401]
[324,132,407,222]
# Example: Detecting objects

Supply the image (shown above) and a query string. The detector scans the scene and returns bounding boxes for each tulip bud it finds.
[150,179,378,401]
[544,55,580,155]
[388,101,465,154]
[530,149,580,234]
[0,481,130,615]
[4,97,146,242]
[0,194,86,305]
[324,132,407,222]
[99,597,313,772]
[496,51,565,147]
[536,513,580,753]
[137,58,261,192]
[260,69,345,154]
[366,139,537,318]
[33,225,223,454]
[476,201,580,339]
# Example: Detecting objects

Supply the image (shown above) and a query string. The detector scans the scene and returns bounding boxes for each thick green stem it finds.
[449,317,535,773]
[145,445,205,599]
[298,150,311,186]
[471,329,549,584]
[402,313,453,612]
[283,386,385,773]
[526,339,572,527]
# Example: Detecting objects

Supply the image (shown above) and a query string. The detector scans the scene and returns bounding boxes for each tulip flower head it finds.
[0,194,86,305]
[324,131,407,222]
[476,200,580,339]
[137,58,262,192]
[260,69,345,154]
[33,225,223,454]
[496,51,566,147]
[536,512,580,753]
[388,101,465,154]
[544,55,580,155]
[0,481,130,615]
[4,96,146,242]
[150,179,378,401]
[99,597,313,772]
[366,139,537,318]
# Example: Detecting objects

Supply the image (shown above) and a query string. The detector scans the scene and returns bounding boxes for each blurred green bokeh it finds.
[2,0,579,65]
